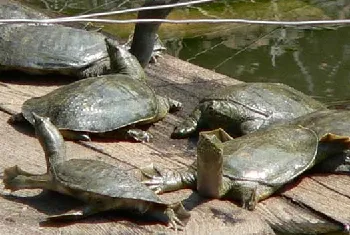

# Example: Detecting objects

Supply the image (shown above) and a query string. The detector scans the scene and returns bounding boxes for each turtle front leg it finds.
[3,165,51,191]
[141,164,196,193]
[228,181,266,211]
[126,129,153,143]
[240,119,266,135]
[171,109,202,139]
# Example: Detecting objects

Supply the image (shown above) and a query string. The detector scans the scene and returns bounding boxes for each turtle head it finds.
[105,38,146,81]
[32,112,66,172]
[197,128,232,199]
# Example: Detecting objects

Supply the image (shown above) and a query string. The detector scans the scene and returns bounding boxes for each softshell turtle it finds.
[3,113,189,230]
[0,0,49,20]
[0,0,179,74]
[0,24,122,77]
[143,110,350,210]
[171,82,326,138]
[11,39,181,142]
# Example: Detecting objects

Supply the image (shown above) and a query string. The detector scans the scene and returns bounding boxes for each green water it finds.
[25,0,349,102]
[167,25,350,102]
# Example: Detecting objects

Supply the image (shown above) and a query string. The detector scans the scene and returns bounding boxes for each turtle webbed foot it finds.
[141,164,168,194]
[127,129,152,142]
[3,166,49,191]
[165,203,190,231]
[241,185,258,211]
[141,164,188,194]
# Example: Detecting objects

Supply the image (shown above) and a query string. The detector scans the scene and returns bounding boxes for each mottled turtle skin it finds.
[3,113,189,230]
[143,110,350,210]
[0,24,121,78]
[11,40,181,142]
[171,82,326,138]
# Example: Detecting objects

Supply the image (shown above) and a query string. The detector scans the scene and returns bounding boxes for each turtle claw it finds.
[141,164,167,194]
[48,211,84,222]
[165,202,190,231]
[127,129,152,142]
[141,164,189,194]
[166,208,183,231]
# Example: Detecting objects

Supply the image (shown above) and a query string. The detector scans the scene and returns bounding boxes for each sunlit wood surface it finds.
[0,54,349,235]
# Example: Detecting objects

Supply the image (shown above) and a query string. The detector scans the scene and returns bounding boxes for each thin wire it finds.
[1,18,350,25]
[51,0,214,19]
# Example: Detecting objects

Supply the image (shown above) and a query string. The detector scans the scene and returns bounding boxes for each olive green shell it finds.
[55,159,165,204]
[217,126,319,185]
[172,82,326,138]
[287,109,350,138]
[202,82,325,123]
[0,1,49,20]
[21,75,160,132]
[0,24,110,76]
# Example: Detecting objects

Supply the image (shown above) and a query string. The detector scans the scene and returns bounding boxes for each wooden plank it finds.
[0,56,278,235]
[282,175,350,226]
[0,53,349,235]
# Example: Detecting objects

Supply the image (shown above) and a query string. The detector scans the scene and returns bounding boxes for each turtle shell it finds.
[172,82,326,139]
[220,125,319,185]
[288,109,350,138]
[203,83,325,121]
[21,75,159,132]
[0,1,49,20]
[54,158,165,204]
[0,24,109,76]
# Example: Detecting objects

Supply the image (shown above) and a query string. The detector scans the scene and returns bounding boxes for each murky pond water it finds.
[23,0,350,103]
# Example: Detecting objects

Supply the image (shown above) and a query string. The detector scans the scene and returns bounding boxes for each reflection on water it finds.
[166,25,350,102]
[25,0,141,13]
[24,0,349,102]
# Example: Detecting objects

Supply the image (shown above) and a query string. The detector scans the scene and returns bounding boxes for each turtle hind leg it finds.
[101,128,153,142]
[164,204,189,231]
[167,202,190,230]
[47,204,105,222]
[3,166,50,191]
[79,58,109,78]
[8,113,26,124]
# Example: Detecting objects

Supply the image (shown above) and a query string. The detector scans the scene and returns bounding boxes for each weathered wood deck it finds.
[0,54,349,235]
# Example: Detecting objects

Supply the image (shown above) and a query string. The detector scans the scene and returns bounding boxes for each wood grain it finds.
[0,54,348,235]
